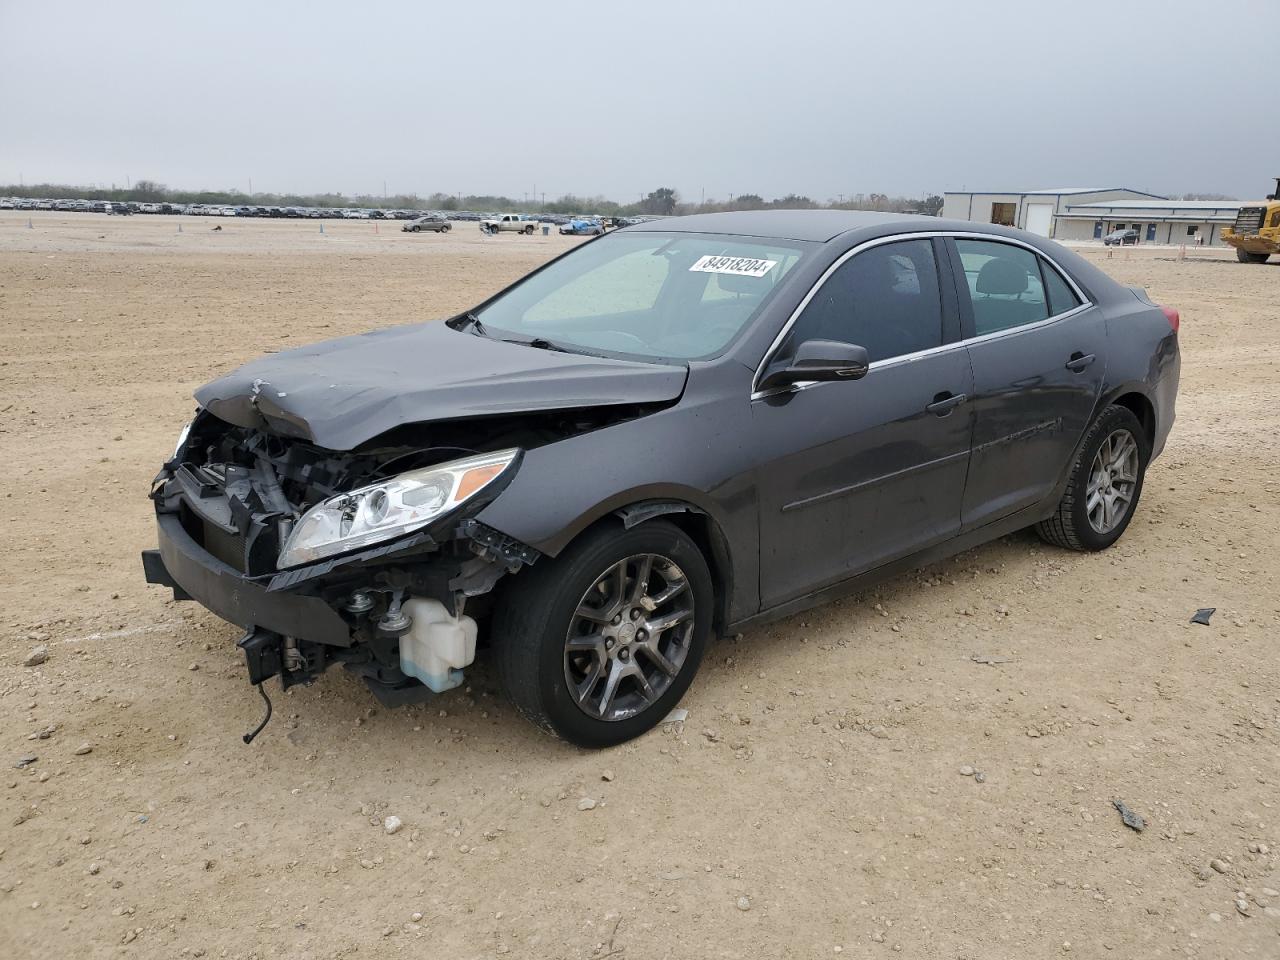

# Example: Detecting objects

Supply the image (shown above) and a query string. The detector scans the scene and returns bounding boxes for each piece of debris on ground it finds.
[1112,799,1146,832]
[970,654,1013,665]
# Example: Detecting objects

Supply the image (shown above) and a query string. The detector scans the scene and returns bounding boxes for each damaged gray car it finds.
[143,210,1180,747]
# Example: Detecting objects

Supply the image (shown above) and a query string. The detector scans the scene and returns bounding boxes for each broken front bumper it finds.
[142,512,351,646]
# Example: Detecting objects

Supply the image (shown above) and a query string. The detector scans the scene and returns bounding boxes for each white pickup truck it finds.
[480,214,539,235]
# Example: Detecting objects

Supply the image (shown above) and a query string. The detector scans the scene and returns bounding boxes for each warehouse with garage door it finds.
[942,187,1168,238]
[1049,198,1242,246]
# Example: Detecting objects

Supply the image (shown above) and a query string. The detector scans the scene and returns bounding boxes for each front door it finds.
[948,237,1107,530]
[753,238,973,608]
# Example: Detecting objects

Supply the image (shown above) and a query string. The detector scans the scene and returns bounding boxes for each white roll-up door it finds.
[1024,203,1054,237]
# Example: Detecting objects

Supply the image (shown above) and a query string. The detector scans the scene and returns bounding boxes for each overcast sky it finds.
[2,0,1276,202]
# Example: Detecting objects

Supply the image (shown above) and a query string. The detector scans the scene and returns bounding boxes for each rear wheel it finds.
[1236,248,1270,264]
[493,521,713,747]
[1035,405,1150,551]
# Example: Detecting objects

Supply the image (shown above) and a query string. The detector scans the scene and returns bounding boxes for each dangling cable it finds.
[242,682,273,744]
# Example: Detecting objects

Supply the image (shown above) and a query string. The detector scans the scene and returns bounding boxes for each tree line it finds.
[0,180,945,217]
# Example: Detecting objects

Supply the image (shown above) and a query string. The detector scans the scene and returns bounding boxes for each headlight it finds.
[277,448,519,569]
[172,420,193,460]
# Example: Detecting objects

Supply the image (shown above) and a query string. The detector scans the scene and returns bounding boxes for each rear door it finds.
[752,237,973,608]
[947,237,1106,531]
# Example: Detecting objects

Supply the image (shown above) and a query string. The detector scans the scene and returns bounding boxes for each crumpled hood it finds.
[195,321,688,450]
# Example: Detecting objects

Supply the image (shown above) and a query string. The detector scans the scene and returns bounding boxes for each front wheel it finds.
[1035,405,1150,551]
[493,520,713,747]
[1236,248,1270,264]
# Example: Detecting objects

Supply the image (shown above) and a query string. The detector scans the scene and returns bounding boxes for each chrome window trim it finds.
[749,230,1095,399]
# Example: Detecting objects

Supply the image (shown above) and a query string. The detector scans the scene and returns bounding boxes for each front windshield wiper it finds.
[453,312,577,355]
[519,337,570,352]
[450,311,488,337]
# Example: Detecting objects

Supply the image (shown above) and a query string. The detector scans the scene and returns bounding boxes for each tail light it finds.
[1159,306,1180,333]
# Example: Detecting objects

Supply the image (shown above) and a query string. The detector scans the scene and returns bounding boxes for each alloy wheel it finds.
[564,554,695,721]
[1086,429,1139,534]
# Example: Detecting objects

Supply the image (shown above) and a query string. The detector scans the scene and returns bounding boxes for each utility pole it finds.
[838,193,844,205]
[249,177,253,196]
[383,180,387,201]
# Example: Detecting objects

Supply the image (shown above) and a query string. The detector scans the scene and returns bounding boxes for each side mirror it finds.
[758,339,870,391]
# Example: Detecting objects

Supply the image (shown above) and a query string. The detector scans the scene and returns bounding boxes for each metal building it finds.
[1050,199,1242,246]
[942,188,1164,237]
[942,187,1242,246]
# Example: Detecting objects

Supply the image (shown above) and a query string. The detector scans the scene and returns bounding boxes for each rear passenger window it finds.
[955,239,1048,335]
[785,239,942,363]
[1041,260,1082,316]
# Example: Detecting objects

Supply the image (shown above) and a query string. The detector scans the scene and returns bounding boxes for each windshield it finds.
[473,231,810,360]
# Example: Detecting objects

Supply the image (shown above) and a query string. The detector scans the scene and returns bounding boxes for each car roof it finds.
[624,209,985,243]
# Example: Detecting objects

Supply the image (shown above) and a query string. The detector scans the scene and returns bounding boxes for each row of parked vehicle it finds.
[1,196,663,228]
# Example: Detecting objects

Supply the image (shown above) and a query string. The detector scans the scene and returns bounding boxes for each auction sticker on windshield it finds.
[688,255,777,278]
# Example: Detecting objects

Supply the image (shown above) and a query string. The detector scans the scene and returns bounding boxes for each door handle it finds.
[1065,352,1096,373]
[926,391,967,416]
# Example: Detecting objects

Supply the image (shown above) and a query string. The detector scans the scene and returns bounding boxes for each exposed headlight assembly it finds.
[172,420,193,460]
[277,448,519,569]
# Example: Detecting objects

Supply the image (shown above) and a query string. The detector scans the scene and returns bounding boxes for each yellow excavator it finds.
[1221,177,1280,263]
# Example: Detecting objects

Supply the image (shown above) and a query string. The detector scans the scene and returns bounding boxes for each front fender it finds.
[472,367,762,623]
[482,476,729,560]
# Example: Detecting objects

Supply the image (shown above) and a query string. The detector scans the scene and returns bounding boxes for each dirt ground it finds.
[1,211,1277,960]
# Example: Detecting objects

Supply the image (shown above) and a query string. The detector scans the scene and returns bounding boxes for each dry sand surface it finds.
[1,211,1278,959]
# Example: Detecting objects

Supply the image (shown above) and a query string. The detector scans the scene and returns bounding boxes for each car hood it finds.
[194,321,688,450]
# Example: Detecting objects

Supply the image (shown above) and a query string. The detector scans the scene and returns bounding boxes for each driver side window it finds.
[784,239,943,363]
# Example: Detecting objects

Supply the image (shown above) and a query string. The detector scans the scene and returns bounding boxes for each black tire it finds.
[493,520,713,748]
[441,224,450,233]
[1035,405,1150,551]
[1236,248,1270,264]
[410,225,420,232]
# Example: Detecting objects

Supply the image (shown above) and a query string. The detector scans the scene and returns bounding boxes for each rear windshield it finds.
[474,231,810,360]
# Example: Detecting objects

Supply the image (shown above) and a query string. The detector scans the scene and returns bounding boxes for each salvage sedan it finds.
[143,210,1180,747]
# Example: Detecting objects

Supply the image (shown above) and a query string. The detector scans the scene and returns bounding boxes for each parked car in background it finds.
[1103,228,1138,246]
[142,209,1180,748]
[560,218,604,235]
[403,214,452,233]
[482,214,539,234]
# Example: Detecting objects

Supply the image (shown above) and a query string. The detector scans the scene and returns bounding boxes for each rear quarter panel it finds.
[1027,238,1180,459]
